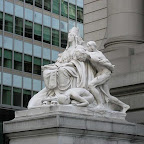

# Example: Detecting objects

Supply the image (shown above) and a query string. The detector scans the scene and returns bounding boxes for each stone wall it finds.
[84,0,144,124]
[84,0,107,50]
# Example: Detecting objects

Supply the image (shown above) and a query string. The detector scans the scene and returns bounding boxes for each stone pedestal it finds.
[3,106,144,144]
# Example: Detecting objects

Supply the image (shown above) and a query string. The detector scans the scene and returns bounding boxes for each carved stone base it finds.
[3,106,144,144]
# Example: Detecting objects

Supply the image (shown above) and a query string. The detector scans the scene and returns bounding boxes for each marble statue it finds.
[28,27,130,114]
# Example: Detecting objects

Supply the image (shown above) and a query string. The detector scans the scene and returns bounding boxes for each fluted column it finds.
[104,0,144,49]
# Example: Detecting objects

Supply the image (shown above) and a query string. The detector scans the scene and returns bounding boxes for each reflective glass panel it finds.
[43,26,51,44]
[34,23,42,41]
[4,36,13,50]
[34,12,42,24]
[61,32,67,48]
[60,21,67,32]
[24,54,32,73]
[25,20,33,38]
[0,12,3,30]
[2,86,11,105]
[24,42,32,55]
[33,57,41,75]
[35,0,42,8]
[61,1,68,18]
[53,0,60,14]
[77,0,83,8]
[34,45,41,58]
[25,8,33,21]
[15,17,23,36]
[25,0,33,5]
[33,79,41,91]
[0,0,3,11]
[4,49,12,68]
[52,29,59,46]
[3,73,12,86]
[14,39,23,53]
[44,0,51,11]
[77,6,83,23]
[13,87,21,107]
[69,4,76,20]
[52,18,59,30]
[13,75,22,88]
[15,5,23,18]
[23,77,32,90]
[0,48,1,66]
[5,14,13,33]
[5,1,13,15]
[52,50,59,61]
[23,89,31,108]
[77,22,83,37]
[14,52,22,71]
[43,48,50,60]
[43,15,51,27]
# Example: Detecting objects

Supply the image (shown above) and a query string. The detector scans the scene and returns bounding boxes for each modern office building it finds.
[84,0,144,124]
[0,0,83,143]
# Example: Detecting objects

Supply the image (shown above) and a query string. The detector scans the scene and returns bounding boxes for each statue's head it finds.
[87,41,97,52]
[67,27,83,48]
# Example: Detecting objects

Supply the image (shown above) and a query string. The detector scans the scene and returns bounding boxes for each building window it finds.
[24,54,32,73]
[44,0,51,11]
[13,87,21,107]
[43,59,50,65]
[69,3,76,20]
[52,29,59,46]
[53,0,60,15]
[25,0,33,5]
[77,6,83,23]
[15,17,23,36]
[25,20,33,38]
[4,49,12,68]
[33,91,38,95]
[61,32,67,48]
[2,86,11,105]
[33,57,41,75]
[14,52,22,71]
[61,1,68,18]
[0,48,1,66]
[5,14,13,33]
[23,89,31,108]
[34,23,42,41]
[0,12,3,30]
[35,0,42,8]
[43,26,51,44]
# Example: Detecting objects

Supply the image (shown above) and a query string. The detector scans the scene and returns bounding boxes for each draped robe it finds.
[28,45,97,108]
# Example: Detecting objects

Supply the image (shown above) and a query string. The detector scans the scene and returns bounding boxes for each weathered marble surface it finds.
[3,106,144,144]
[28,27,130,116]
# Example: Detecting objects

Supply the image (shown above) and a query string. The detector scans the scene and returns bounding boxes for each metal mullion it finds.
[67,0,69,31]
[21,0,26,108]
[50,0,52,63]
[0,0,5,104]
[31,0,35,96]
[59,0,61,50]
[41,0,44,90]
[11,0,16,106]
[75,0,77,26]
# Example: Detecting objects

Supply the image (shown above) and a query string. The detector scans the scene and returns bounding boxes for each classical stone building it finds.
[84,0,144,124]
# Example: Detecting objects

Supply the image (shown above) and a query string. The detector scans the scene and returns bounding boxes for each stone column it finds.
[104,0,144,49]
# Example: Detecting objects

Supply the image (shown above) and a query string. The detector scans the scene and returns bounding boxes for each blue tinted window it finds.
[15,5,23,18]
[34,12,42,24]
[5,1,13,15]
[25,8,33,21]
[14,39,23,53]
[52,18,59,30]
[43,15,51,27]
[4,36,13,50]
